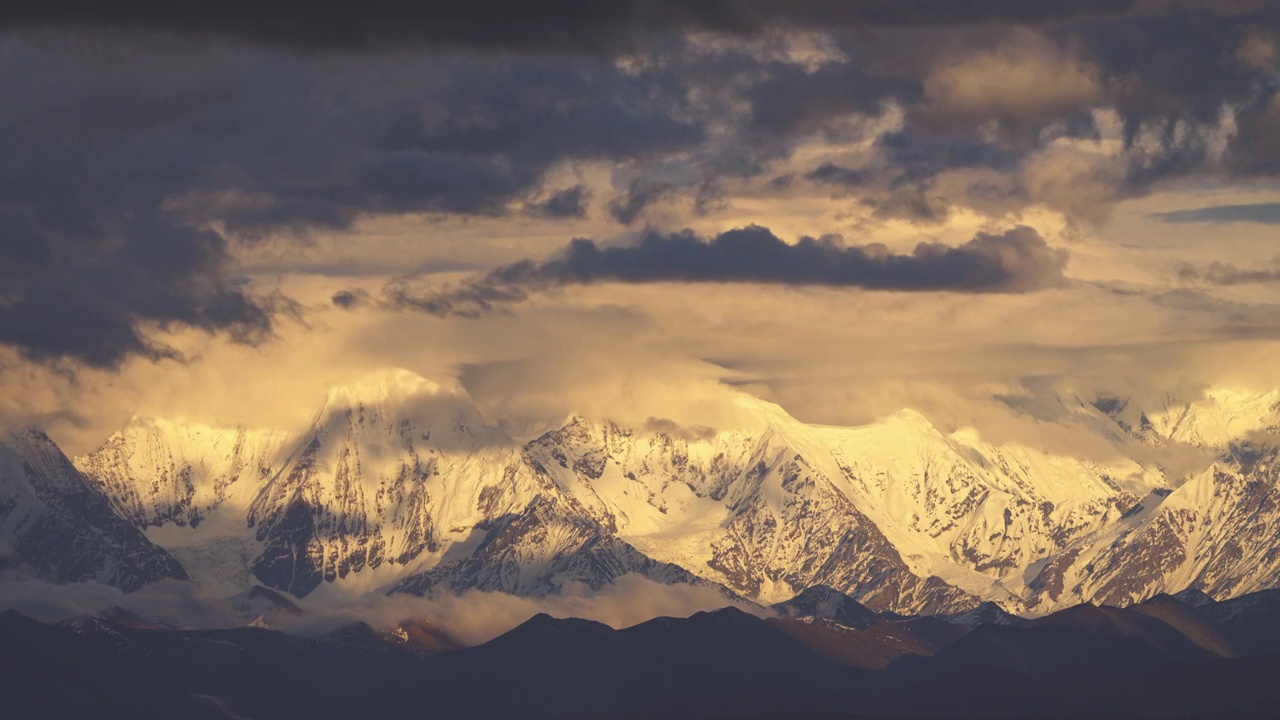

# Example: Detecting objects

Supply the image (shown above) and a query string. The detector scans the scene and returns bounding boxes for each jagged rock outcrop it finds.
[59,371,1280,613]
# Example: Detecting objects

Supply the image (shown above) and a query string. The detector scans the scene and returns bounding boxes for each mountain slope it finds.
[770,585,879,628]
[74,419,289,530]
[243,371,550,595]
[1029,440,1280,608]
[0,427,187,591]
[392,495,705,595]
[237,370,708,598]
[523,413,983,613]
[63,371,1280,614]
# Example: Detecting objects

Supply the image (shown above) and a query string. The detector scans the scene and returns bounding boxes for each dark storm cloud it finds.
[608,180,677,225]
[1154,203,1280,225]
[741,46,918,140]
[528,186,592,220]
[860,183,955,224]
[821,4,1280,213]
[0,39,704,366]
[384,272,533,320]
[1059,7,1275,133]
[1,1,1276,367]
[878,132,1023,178]
[383,224,1068,317]
[1,1,1138,53]
[805,162,868,188]
[331,290,371,310]
[1230,98,1280,175]
[1052,5,1280,190]
[0,204,274,368]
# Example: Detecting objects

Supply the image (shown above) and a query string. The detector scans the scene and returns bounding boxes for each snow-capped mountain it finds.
[0,427,186,590]
[1030,439,1280,607]
[237,370,704,598]
[243,371,539,595]
[76,418,290,530]
[40,368,1280,615]
[522,412,981,613]
[1014,391,1280,608]
[391,494,704,596]
[770,584,879,628]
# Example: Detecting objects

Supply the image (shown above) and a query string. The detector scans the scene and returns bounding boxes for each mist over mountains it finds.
[3,2,1280,717]
[4,368,1280,626]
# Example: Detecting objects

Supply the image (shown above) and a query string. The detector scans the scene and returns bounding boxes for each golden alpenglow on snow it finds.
[2,2,1280,718]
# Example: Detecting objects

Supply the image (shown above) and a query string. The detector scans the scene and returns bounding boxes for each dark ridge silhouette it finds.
[1198,588,1280,656]
[4,590,1280,719]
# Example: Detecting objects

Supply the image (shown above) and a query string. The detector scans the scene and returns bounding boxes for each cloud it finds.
[607,179,677,225]
[1230,96,1280,174]
[384,224,1068,317]
[805,162,868,188]
[1177,260,1280,285]
[919,29,1107,140]
[527,185,592,219]
[299,575,758,645]
[1153,203,1280,225]
[330,290,371,309]
[1,1,1139,54]
[0,36,707,366]
[2,1,1280,466]
[642,417,717,441]
[0,575,756,646]
[1238,29,1279,72]
[0,209,276,368]
[0,5,1274,369]
[0,579,242,627]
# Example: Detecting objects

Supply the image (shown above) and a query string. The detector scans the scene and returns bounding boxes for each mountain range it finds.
[3,585,1279,719]
[4,368,1280,616]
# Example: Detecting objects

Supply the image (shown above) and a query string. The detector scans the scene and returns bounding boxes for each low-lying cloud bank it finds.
[0,574,760,646]
[1154,203,1280,225]
[0,1,1137,54]
[376,224,1068,317]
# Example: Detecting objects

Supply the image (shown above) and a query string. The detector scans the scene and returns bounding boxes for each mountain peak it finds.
[323,368,459,409]
[496,613,617,644]
[310,367,511,451]
[1172,588,1218,609]
[772,585,879,629]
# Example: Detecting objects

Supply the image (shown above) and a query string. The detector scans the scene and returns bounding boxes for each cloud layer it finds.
[1155,203,1280,225]
[0,2,1277,465]
[0,575,755,645]
[1,1,1139,52]
[382,225,1068,317]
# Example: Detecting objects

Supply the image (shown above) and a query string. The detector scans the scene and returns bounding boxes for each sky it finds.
[1,1,1279,456]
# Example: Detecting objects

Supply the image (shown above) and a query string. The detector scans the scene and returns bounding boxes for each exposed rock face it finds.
[74,419,287,530]
[392,496,703,596]
[0,427,186,591]
[704,453,974,613]
[60,371,1280,612]
[522,415,981,613]
[1034,441,1280,607]
[243,371,547,596]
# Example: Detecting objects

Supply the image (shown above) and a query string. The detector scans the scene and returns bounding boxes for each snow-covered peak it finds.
[1089,387,1280,450]
[0,424,187,591]
[1,425,87,495]
[55,374,1280,614]
[314,368,510,452]
[1146,388,1280,449]
[321,368,459,411]
[73,415,291,532]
